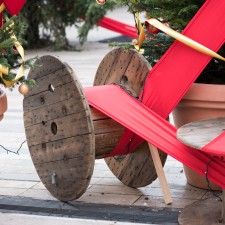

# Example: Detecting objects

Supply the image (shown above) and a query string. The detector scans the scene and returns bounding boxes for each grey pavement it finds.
[0,6,215,225]
[0,213,157,225]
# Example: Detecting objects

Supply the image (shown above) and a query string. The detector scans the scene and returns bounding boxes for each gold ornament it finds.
[96,0,106,5]
[19,83,29,95]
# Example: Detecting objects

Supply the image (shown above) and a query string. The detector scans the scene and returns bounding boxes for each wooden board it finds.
[177,117,225,149]
[23,55,95,201]
[94,48,168,188]
[90,107,125,159]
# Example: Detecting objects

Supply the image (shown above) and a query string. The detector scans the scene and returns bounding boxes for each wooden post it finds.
[148,143,172,205]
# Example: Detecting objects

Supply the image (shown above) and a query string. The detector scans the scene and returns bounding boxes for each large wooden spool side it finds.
[93,48,168,188]
[23,56,95,201]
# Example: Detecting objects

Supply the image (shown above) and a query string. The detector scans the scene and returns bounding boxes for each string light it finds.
[0,140,26,155]
[96,0,106,5]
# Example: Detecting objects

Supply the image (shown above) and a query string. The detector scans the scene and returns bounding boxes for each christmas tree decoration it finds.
[146,18,225,61]
[96,0,106,5]
[110,1,208,66]
[132,12,145,54]
[3,0,26,15]
[145,22,160,34]
[18,83,29,95]
[0,0,26,28]
[0,3,37,92]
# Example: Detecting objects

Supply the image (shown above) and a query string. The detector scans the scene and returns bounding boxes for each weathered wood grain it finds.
[29,135,93,165]
[23,50,168,201]
[24,97,87,126]
[177,117,225,149]
[25,111,92,146]
[24,82,83,112]
[26,67,74,96]
[94,48,168,188]
[27,55,67,80]
[23,55,95,201]
[89,106,125,157]
[35,157,94,200]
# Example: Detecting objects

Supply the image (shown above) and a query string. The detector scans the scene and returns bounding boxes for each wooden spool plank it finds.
[29,134,93,165]
[90,107,108,120]
[122,53,150,96]
[90,106,125,158]
[93,118,124,134]
[26,56,66,80]
[34,157,94,201]
[24,97,87,127]
[24,82,81,111]
[25,110,91,146]
[105,142,157,185]
[177,117,225,149]
[27,67,74,96]
[103,50,135,85]
[35,157,94,179]
[23,55,95,201]
[94,48,168,188]
[94,48,134,86]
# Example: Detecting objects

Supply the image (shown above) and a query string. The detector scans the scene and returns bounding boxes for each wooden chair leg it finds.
[148,143,172,205]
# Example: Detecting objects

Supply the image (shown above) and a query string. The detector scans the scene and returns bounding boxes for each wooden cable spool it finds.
[23,56,95,201]
[94,48,167,188]
[23,48,167,201]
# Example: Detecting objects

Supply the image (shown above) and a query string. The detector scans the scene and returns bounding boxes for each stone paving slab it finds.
[0,196,179,225]
[0,213,158,225]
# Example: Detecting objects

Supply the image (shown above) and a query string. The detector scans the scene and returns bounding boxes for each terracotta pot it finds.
[0,88,7,121]
[172,83,225,190]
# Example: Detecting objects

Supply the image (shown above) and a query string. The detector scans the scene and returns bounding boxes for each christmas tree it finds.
[113,0,204,30]
[21,0,115,49]
[111,0,225,84]
[0,14,36,93]
[110,0,205,65]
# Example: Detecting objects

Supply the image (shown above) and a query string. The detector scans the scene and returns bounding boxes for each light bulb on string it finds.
[96,0,106,5]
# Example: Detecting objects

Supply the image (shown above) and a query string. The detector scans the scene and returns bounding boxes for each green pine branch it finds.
[0,15,37,89]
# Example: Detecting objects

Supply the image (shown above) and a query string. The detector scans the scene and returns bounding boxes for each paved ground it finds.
[0,213,154,225]
[0,6,219,225]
